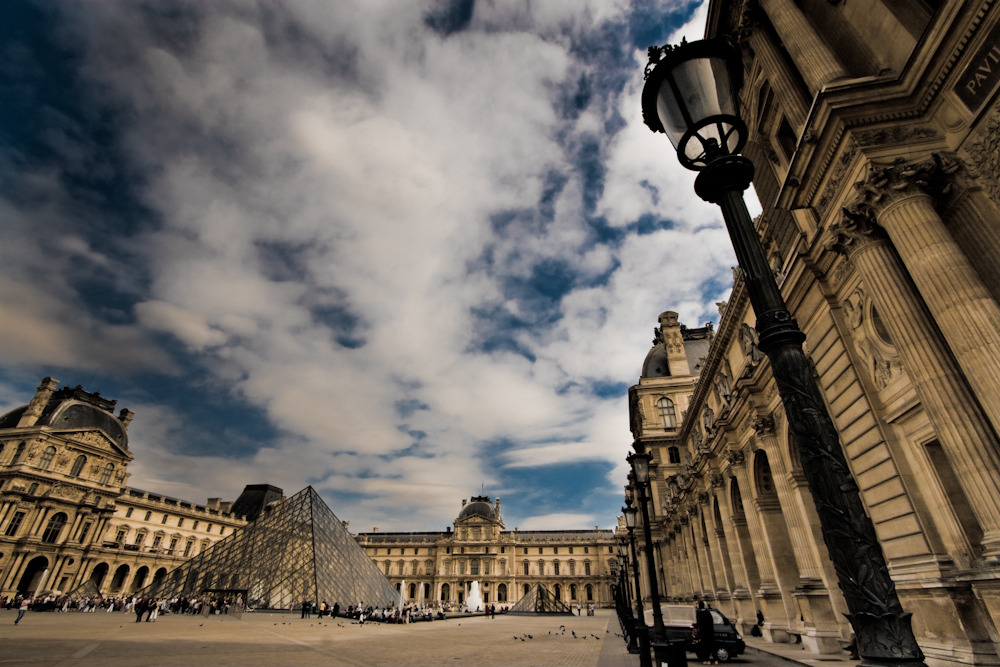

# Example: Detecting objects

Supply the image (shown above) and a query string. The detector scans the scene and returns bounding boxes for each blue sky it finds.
[0,0,738,532]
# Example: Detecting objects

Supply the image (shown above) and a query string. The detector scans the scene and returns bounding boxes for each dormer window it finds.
[657,397,677,428]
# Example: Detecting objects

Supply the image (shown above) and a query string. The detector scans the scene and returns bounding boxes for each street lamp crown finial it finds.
[644,39,688,79]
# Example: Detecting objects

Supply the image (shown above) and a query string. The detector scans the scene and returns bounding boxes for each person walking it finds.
[695,601,717,664]
[15,596,30,625]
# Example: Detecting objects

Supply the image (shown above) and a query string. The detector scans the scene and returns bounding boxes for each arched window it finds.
[38,445,56,470]
[408,583,416,599]
[570,584,578,600]
[70,455,86,477]
[586,584,594,601]
[523,583,530,596]
[42,512,68,543]
[11,442,26,464]
[657,398,677,428]
[99,463,114,484]
[440,583,450,601]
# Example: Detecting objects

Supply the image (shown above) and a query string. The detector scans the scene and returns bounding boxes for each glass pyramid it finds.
[507,583,574,614]
[138,486,398,610]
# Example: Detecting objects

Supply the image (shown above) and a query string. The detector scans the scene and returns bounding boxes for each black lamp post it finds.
[624,501,653,667]
[628,451,666,642]
[641,37,924,667]
[614,549,640,654]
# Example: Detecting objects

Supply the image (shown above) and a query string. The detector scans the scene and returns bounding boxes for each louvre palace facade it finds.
[625,1,1000,666]
[0,378,246,599]
[356,496,618,609]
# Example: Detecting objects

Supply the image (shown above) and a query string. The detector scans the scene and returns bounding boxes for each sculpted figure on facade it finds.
[739,323,764,371]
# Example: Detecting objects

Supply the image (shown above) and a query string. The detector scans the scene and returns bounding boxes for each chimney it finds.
[207,498,221,510]
[18,377,59,428]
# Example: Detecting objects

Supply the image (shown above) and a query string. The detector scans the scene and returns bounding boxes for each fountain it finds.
[466,580,484,612]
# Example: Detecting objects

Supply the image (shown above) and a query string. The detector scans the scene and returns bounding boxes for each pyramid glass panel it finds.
[508,583,574,614]
[138,487,398,609]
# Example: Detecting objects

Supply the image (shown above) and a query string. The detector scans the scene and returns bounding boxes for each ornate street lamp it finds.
[623,501,653,667]
[641,37,924,667]
[628,452,666,641]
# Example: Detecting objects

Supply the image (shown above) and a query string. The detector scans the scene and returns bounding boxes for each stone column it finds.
[28,506,51,537]
[757,0,847,92]
[1,552,28,590]
[737,7,810,129]
[832,193,1000,555]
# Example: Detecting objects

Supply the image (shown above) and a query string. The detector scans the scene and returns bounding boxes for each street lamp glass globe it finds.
[628,451,652,484]
[622,505,638,529]
[641,38,747,170]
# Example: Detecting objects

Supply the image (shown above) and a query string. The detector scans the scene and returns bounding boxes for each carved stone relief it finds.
[841,288,906,390]
[966,100,1000,206]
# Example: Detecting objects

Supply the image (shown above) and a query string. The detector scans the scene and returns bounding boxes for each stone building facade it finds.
[356,495,618,609]
[626,2,1000,665]
[0,378,245,599]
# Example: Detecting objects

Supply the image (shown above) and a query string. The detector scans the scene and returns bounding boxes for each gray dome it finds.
[641,344,671,378]
[458,497,496,521]
[45,401,129,449]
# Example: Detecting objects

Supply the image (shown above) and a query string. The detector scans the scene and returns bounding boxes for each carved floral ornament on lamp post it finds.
[641,36,925,666]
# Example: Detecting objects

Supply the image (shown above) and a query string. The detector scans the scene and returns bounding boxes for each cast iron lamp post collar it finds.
[641,36,925,667]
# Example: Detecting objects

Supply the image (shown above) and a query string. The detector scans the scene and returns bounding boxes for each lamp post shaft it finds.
[694,155,924,667]
[628,527,654,667]
[636,479,666,640]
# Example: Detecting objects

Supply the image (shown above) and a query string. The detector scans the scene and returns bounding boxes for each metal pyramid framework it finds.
[138,486,398,609]
[507,583,574,614]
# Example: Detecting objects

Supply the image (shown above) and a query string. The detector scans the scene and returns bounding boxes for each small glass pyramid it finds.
[507,583,574,614]
[138,486,398,610]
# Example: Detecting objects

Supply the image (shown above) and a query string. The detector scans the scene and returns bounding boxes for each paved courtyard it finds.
[3,608,629,667]
[0,608,844,667]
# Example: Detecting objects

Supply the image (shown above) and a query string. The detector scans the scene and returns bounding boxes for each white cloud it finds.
[1,0,721,532]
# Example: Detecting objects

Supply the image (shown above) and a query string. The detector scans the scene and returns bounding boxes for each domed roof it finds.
[641,344,671,378]
[45,401,129,449]
[0,383,130,450]
[458,496,496,521]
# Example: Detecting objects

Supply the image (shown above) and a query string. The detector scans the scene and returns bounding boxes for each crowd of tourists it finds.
[295,600,509,624]
[2,593,243,618]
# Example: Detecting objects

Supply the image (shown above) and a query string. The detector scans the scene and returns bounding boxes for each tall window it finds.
[471,560,480,575]
[42,512,68,543]
[38,445,56,470]
[70,455,86,477]
[668,446,681,463]
[99,463,114,484]
[115,530,126,543]
[145,511,152,521]
[554,561,560,575]
[79,521,92,542]
[11,442,26,464]
[183,540,193,557]
[584,561,591,576]
[126,508,133,518]
[523,561,529,575]
[657,397,677,428]
[5,511,26,536]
